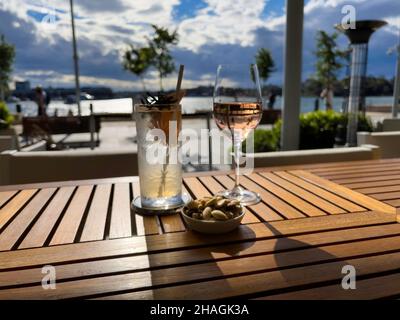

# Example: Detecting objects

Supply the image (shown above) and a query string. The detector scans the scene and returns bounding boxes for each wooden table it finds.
[1,158,400,300]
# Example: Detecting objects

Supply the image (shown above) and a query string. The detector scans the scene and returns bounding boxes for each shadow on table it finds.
[141,220,350,299]
[146,225,257,299]
[263,222,348,291]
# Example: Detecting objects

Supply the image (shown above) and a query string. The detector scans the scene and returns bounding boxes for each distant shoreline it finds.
[6,96,396,117]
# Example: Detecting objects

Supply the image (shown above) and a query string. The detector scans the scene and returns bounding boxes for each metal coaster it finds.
[131,192,192,216]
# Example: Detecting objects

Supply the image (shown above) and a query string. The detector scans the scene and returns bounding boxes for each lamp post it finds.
[336,20,387,146]
[392,31,400,118]
[69,0,81,116]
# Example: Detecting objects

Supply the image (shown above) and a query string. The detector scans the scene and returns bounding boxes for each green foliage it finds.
[0,102,14,129]
[302,75,394,97]
[313,31,347,109]
[122,46,155,91]
[254,48,275,85]
[122,25,178,92]
[242,124,280,153]
[0,35,15,101]
[244,110,373,152]
[298,110,344,149]
[302,78,323,96]
[314,31,344,88]
[148,25,178,92]
[363,76,394,96]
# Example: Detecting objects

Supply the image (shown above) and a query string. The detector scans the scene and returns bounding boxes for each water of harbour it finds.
[6,96,395,117]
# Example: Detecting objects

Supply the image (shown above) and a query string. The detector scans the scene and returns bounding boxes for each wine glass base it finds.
[217,189,261,206]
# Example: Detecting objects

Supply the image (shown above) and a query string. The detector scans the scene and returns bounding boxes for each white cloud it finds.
[177,0,268,52]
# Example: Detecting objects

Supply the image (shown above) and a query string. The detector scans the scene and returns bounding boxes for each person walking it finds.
[35,86,48,116]
[267,92,276,109]
[320,85,333,110]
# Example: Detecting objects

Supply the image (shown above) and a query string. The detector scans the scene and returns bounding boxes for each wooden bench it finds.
[22,114,101,149]
[259,109,281,125]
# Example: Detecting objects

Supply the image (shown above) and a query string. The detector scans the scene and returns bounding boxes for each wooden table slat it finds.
[109,183,132,239]
[2,223,400,290]
[4,231,400,299]
[154,185,188,234]
[385,199,400,207]
[0,188,57,251]
[343,179,400,190]
[327,169,400,181]
[259,172,346,214]
[19,186,75,249]
[159,214,186,233]
[49,185,93,246]
[0,211,394,271]
[369,191,400,201]
[334,174,400,185]
[80,184,112,242]
[309,160,400,174]
[292,170,396,214]
[258,273,400,300]
[130,181,160,236]
[98,244,400,300]
[0,190,18,208]
[274,171,364,212]
[219,175,305,219]
[0,189,37,231]
[2,158,400,300]
[312,163,400,177]
[247,173,327,217]
[354,185,400,195]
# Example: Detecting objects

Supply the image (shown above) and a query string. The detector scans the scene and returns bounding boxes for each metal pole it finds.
[207,112,212,171]
[70,0,81,116]
[346,44,365,147]
[392,33,400,118]
[89,103,95,150]
[335,20,387,145]
[0,85,4,102]
[280,0,304,150]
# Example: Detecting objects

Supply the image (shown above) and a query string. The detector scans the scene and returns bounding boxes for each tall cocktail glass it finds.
[135,103,183,210]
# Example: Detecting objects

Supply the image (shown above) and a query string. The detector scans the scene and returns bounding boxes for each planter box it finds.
[0,127,20,151]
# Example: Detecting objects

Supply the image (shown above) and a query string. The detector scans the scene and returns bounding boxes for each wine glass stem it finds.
[233,139,241,189]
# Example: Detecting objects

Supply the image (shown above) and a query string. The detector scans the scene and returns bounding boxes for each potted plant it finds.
[0,101,19,150]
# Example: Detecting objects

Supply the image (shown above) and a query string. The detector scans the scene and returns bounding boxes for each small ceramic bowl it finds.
[181,205,245,234]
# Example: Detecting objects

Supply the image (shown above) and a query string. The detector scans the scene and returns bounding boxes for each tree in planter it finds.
[253,48,276,105]
[123,46,154,92]
[123,25,178,92]
[0,101,14,129]
[0,35,15,102]
[314,31,345,110]
[148,25,178,92]
[255,48,275,87]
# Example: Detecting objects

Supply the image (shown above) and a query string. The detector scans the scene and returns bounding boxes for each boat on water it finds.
[64,92,94,104]
[6,96,21,103]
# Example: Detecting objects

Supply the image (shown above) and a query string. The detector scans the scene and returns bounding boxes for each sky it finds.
[0,0,399,91]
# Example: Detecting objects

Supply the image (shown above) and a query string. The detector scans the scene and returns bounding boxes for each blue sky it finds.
[0,0,399,91]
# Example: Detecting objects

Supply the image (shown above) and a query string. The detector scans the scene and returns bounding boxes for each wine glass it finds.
[213,64,263,206]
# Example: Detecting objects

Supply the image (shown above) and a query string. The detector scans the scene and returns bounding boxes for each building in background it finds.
[14,81,31,94]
